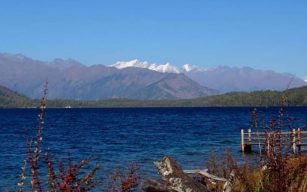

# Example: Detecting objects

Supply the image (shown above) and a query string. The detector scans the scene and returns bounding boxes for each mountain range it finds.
[112,60,307,93]
[0,53,306,100]
[0,53,216,99]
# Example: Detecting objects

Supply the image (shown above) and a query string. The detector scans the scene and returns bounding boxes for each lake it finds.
[0,107,306,190]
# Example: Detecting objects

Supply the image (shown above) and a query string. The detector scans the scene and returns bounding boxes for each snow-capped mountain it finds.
[111,59,209,73]
[111,59,181,73]
[182,64,209,72]
[111,60,209,73]
[110,59,307,92]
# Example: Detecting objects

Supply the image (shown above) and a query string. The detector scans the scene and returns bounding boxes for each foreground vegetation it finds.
[1,85,306,108]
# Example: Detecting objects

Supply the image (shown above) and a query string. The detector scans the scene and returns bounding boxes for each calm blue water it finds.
[0,107,306,190]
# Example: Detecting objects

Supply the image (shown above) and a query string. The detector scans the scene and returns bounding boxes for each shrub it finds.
[17,83,99,192]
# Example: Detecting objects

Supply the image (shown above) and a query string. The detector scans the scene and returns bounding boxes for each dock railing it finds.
[241,128,307,153]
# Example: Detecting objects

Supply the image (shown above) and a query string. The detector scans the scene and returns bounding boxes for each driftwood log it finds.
[141,156,235,192]
[141,156,209,192]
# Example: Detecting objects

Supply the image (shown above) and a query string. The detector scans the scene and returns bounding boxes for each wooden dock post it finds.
[248,128,252,144]
[247,128,252,152]
[292,128,296,154]
[240,129,252,152]
[241,129,245,152]
[297,128,301,154]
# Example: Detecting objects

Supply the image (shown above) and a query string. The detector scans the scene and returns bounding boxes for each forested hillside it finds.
[1,85,306,108]
[0,85,33,108]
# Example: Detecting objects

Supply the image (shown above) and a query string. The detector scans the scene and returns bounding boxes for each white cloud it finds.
[304,77,307,82]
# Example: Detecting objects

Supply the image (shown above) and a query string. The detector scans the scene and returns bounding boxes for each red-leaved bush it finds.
[17,82,99,192]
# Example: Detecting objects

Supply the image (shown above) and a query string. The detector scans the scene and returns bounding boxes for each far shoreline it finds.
[1,106,307,109]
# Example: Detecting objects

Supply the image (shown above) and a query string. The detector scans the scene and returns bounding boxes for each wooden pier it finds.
[240,128,307,153]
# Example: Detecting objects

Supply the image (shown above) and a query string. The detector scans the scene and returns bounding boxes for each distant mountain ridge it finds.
[184,66,306,93]
[0,53,216,100]
[111,60,307,92]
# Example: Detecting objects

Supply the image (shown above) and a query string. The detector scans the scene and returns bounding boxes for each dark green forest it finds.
[1,85,306,108]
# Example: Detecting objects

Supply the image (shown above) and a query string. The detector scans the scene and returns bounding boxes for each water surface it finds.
[0,107,306,190]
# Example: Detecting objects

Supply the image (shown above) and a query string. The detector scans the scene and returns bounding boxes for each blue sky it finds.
[0,0,306,78]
